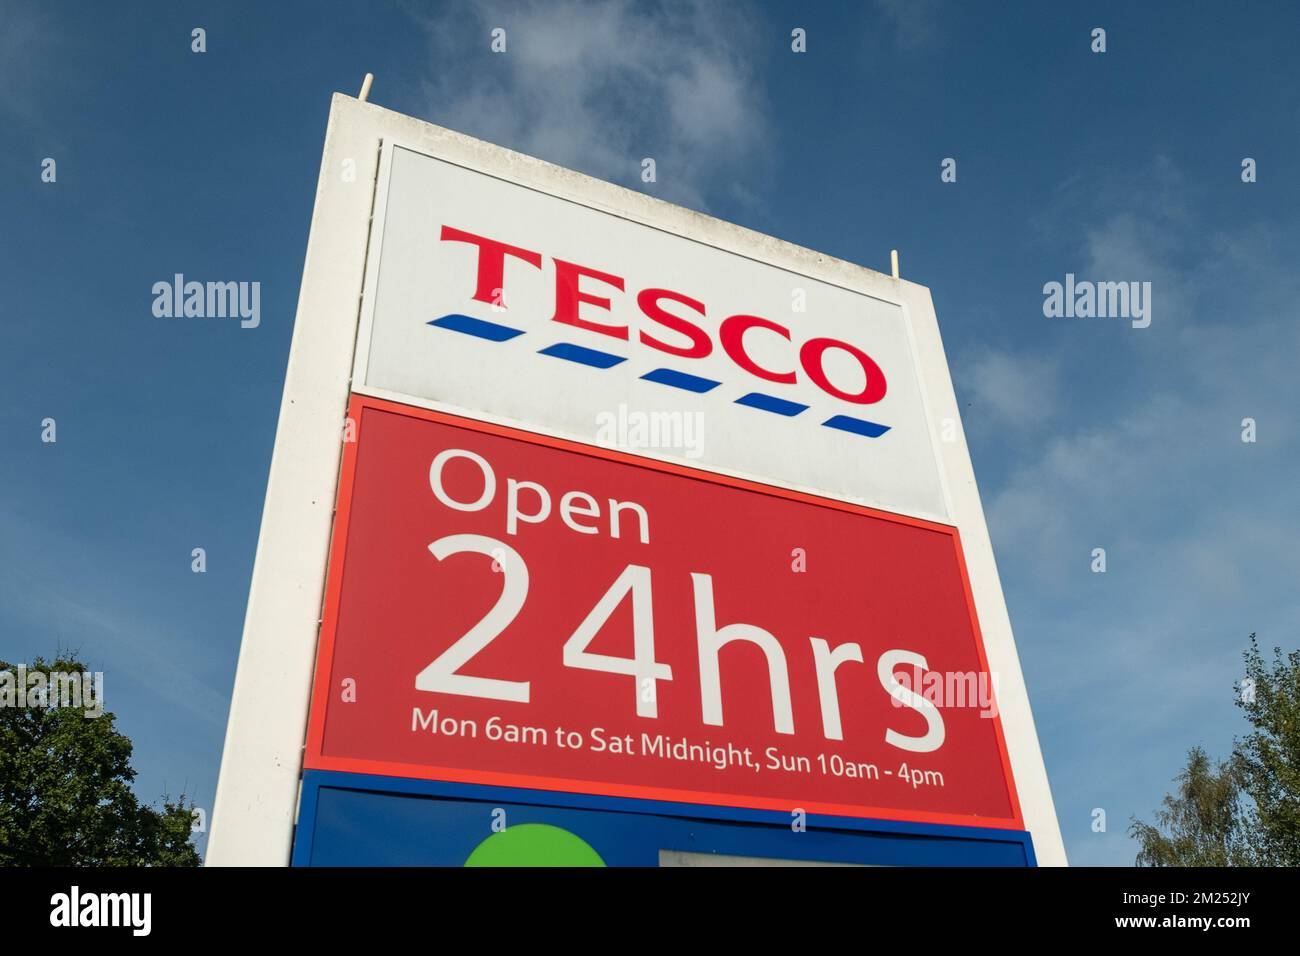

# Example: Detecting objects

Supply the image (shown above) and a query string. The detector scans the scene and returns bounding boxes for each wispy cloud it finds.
[0,0,56,126]
[959,347,1062,431]
[408,0,772,211]
[976,158,1300,862]
[0,506,230,728]
[873,0,942,49]
[990,155,1298,567]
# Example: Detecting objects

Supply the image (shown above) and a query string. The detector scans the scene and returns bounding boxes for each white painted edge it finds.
[206,95,383,865]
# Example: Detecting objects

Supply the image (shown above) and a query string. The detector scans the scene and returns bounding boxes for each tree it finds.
[0,654,201,866]
[1130,633,1300,866]
[1129,746,1253,866]
[1233,635,1300,865]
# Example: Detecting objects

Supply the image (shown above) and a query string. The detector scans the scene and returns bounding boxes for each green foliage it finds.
[0,655,201,866]
[1129,747,1252,866]
[1233,635,1300,865]
[1131,634,1300,866]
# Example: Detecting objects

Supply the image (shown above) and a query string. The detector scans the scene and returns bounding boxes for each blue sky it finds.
[3,0,1297,865]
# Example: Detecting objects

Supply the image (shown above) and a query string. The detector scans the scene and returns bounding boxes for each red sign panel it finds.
[304,396,1022,829]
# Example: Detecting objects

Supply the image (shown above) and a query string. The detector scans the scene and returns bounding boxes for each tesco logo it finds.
[435,225,889,410]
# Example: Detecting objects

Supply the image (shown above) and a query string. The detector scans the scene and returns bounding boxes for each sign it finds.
[208,96,1066,866]
[354,145,950,522]
[305,395,1020,828]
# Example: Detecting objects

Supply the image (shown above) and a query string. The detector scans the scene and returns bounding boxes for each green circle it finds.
[464,824,606,867]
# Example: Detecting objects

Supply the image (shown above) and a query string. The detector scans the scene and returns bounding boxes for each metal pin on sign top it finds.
[891,249,900,280]
[358,73,374,103]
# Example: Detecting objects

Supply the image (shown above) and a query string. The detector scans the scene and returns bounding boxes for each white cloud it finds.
[959,347,1061,430]
[409,0,771,210]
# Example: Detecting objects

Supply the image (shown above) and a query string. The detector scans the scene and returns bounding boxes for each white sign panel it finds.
[355,144,950,522]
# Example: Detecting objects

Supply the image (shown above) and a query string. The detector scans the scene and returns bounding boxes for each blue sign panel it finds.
[292,771,1035,867]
